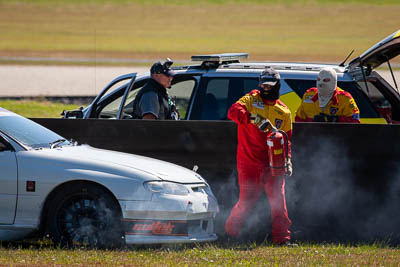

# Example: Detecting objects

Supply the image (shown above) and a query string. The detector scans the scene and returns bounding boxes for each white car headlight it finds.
[145,181,190,196]
[204,184,215,197]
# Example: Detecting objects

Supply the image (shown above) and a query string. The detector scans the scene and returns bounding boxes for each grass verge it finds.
[0,100,83,118]
[0,1,399,63]
[0,241,399,266]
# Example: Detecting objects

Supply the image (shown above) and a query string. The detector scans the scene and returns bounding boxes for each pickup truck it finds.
[64,30,400,124]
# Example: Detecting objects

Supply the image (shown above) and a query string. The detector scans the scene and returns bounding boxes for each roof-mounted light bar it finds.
[191,53,248,68]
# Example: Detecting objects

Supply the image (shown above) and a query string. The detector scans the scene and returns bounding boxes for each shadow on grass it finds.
[1,235,397,252]
[0,237,265,252]
[0,238,55,250]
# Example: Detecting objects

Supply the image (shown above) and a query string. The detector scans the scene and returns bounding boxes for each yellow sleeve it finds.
[295,101,307,121]
[282,110,293,133]
[343,96,360,116]
[237,94,254,113]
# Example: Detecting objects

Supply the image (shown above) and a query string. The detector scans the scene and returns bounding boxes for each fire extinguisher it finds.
[256,116,289,176]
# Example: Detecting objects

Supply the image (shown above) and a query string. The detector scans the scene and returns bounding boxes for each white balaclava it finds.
[317,67,337,108]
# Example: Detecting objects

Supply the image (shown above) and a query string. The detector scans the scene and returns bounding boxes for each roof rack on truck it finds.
[191,53,248,68]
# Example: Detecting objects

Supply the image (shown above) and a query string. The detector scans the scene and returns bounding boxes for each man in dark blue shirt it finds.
[132,59,176,120]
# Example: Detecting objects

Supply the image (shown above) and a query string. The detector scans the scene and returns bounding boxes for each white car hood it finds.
[36,145,205,184]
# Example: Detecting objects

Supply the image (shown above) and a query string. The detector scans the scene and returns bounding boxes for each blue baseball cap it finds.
[259,68,280,86]
[150,60,175,77]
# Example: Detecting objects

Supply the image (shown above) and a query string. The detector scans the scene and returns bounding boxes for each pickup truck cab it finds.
[65,30,400,124]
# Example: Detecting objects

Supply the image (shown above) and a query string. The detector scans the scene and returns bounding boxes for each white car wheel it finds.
[46,183,124,248]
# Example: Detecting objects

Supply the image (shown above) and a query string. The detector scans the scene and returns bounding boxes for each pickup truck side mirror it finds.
[61,107,84,119]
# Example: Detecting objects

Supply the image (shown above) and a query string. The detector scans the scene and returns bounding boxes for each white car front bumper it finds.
[119,189,219,244]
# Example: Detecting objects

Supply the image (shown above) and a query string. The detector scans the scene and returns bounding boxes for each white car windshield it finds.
[0,116,69,149]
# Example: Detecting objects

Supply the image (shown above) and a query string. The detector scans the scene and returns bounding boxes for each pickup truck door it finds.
[0,135,17,224]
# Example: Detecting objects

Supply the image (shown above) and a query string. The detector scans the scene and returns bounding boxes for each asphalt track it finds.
[0,65,148,97]
[0,65,398,97]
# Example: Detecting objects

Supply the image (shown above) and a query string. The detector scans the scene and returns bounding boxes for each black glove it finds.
[312,113,327,122]
[326,115,339,122]
[313,113,338,123]
[250,114,272,131]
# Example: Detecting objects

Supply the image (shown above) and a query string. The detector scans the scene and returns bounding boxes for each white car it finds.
[0,107,218,247]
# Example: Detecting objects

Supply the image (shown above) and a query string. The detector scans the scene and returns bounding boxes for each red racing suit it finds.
[295,87,360,123]
[225,89,292,244]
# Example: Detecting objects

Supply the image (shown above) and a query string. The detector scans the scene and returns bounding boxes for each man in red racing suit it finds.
[225,68,293,245]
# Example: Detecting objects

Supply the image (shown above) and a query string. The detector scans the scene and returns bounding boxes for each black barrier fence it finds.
[32,118,400,244]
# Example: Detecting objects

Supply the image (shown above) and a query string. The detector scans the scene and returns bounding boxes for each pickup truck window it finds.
[201,79,229,120]
[98,90,127,119]
[198,77,259,120]
[96,78,148,119]
[357,80,400,123]
[168,78,197,119]
[97,76,197,120]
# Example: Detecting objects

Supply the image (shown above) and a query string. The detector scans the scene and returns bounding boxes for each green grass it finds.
[0,1,399,63]
[1,100,400,265]
[0,100,83,118]
[0,242,399,266]
[1,0,400,5]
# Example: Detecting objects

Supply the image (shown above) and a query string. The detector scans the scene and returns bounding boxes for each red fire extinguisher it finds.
[257,117,289,176]
[266,130,289,176]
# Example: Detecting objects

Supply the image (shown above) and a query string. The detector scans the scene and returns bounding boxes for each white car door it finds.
[0,137,17,224]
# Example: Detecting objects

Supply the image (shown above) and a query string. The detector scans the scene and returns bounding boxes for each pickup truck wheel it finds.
[46,184,124,248]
